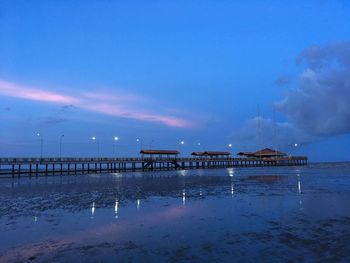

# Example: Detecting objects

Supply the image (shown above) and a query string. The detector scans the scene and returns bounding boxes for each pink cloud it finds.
[83,102,192,128]
[0,80,79,104]
[0,80,193,128]
[83,91,141,102]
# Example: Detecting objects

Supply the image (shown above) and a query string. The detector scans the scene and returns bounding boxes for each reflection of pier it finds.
[0,155,307,178]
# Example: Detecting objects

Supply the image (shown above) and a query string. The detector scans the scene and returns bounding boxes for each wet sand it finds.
[1,165,350,262]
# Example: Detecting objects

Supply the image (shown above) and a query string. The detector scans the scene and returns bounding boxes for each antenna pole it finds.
[257,104,262,149]
[273,106,277,153]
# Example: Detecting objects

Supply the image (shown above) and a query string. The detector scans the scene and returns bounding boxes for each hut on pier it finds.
[140,149,179,159]
[237,151,255,157]
[237,148,287,158]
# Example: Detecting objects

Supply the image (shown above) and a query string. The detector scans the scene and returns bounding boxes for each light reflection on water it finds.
[231,182,234,198]
[182,189,186,206]
[227,167,235,177]
[91,201,95,219]
[114,199,118,219]
[1,164,350,262]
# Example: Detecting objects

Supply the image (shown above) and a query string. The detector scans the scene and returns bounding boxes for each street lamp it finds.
[59,134,64,158]
[227,144,233,156]
[36,133,43,158]
[292,143,299,157]
[180,140,185,157]
[113,136,119,156]
[136,138,143,150]
[92,136,100,158]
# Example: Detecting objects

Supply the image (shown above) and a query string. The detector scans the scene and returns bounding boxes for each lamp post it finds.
[291,143,298,157]
[59,134,64,158]
[92,137,100,158]
[180,140,185,157]
[136,138,143,150]
[227,143,232,157]
[36,133,43,158]
[113,136,119,156]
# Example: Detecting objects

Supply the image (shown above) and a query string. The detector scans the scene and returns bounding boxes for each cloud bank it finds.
[233,41,350,150]
[0,80,193,128]
[277,41,350,137]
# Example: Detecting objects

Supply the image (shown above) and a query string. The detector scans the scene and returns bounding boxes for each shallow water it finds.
[1,164,350,262]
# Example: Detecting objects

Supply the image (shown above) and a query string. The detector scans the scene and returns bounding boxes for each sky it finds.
[1,0,350,161]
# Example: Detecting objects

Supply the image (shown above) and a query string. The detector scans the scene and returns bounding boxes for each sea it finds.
[1,163,350,262]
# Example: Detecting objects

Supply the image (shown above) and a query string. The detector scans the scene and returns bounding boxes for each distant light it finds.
[197,142,201,146]
[37,133,40,137]
[92,136,96,141]
[91,202,95,218]
[228,144,232,148]
[182,190,186,206]
[227,168,234,177]
[115,200,118,215]
[114,136,119,141]
[294,143,298,147]
[181,141,185,145]
[136,138,140,142]
[180,170,187,176]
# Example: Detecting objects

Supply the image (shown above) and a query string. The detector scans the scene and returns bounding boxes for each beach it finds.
[1,163,350,262]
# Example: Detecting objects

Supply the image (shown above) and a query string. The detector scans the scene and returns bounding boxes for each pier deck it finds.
[0,156,308,178]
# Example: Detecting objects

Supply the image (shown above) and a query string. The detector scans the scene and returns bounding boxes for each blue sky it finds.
[1,0,350,161]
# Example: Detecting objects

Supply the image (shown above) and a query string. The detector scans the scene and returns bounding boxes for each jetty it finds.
[0,148,307,178]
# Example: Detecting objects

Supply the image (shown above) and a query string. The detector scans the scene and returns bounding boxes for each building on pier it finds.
[140,149,179,159]
[237,148,287,158]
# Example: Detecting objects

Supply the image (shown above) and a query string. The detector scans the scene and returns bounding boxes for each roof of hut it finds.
[205,151,231,156]
[140,149,180,155]
[252,148,287,157]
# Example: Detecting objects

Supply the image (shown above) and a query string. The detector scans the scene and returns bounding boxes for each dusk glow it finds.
[1,1,350,159]
[0,80,192,129]
[1,2,350,261]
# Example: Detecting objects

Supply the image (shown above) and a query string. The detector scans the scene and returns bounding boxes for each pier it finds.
[0,155,308,178]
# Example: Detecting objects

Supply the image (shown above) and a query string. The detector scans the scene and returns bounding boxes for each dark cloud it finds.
[233,41,350,150]
[277,41,350,137]
[60,104,78,112]
[40,116,68,126]
[296,41,350,69]
[1,106,11,111]
[274,75,290,87]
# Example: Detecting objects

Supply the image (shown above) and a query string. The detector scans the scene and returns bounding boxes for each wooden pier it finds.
[0,156,308,178]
